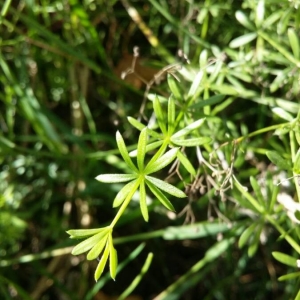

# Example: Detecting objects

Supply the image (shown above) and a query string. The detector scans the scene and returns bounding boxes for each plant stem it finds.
[110,178,142,228]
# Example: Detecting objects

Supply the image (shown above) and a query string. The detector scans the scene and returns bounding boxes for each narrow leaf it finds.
[129,141,163,157]
[94,243,110,281]
[229,32,257,48]
[110,246,118,281]
[153,95,167,134]
[137,128,147,170]
[177,150,196,176]
[139,181,149,221]
[250,176,266,209]
[168,96,176,135]
[235,10,255,31]
[172,118,206,139]
[72,229,110,255]
[146,176,186,198]
[87,235,109,260]
[172,137,211,147]
[266,151,291,171]
[146,180,175,211]
[95,174,137,183]
[272,251,298,268]
[127,116,146,131]
[116,131,139,172]
[288,28,299,60]
[67,228,106,239]
[278,272,300,281]
[238,223,257,248]
[113,180,137,208]
[168,74,182,100]
[144,148,179,174]
[187,70,204,100]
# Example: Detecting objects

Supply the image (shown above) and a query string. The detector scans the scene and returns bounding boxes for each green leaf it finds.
[72,229,110,255]
[95,174,137,183]
[129,141,163,157]
[139,181,149,221]
[113,180,138,208]
[172,118,206,139]
[176,150,196,176]
[288,28,299,59]
[250,176,266,209]
[255,0,265,27]
[164,221,231,240]
[187,70,204,101]
[146,176,186,198]
[109,246,118,281]
[172,137,211,147]
[67,228,106,239]
[266,151,291,171]
[272,251,298,268]
[127,116,146,131]
[168,96,176,135]
[94,243,110,282]
[248,223,262,257]
[278,272,300,281]
[146,180,175,211]
[137,128,147,170]
[108,234,118,281]
[145,148,178,174]
[116,131,139,172]
[168,74,182,100]
[87,235,109,260]
[293,149,300,174]
[235,10,255,31]
[229,32,257,48]
[238,223,257,248]
[189,94,225,110]
[153,95,167,135]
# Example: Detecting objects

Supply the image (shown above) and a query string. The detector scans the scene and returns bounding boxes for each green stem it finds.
[147,139,169,167]
[266,214,300,255]
[110,178,142,228]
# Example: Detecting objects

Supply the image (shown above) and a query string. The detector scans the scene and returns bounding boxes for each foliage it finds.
[1,0,300,299]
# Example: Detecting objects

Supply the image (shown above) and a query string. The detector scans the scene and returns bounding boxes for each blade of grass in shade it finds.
[7,7,102,73]
[148,0,210,49]
[0,274,33,300]
[153,238,234,300]
[0,54,67,153]
[118,253,153,300]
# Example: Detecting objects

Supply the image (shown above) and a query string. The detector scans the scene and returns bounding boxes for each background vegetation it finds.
[1,0,300,299]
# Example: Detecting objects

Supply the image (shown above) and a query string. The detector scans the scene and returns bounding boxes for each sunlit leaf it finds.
[229,32,257,48]
[95,174,137,183]
[235,10,255,31]
[144,148,178,174]
[72,229,110,255]
[109,246,118,281]
[116,131,139,172]
[168,96,176,135]
[172,118,206,139]
[146,180,175,211]
[288,28,299,59]
[113,180,138,208]
[176,150,196,176]
[153,95,167,135]
[168,74,182,100]
[146,176,186,198]
[87,235,109,260]
[172,137,211,147]
[137,128,147,170]
[67,228,107,239]
[272,251,298,268]
[278,272,300,281]
[94,243,110,281]
[139,181,149,221]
